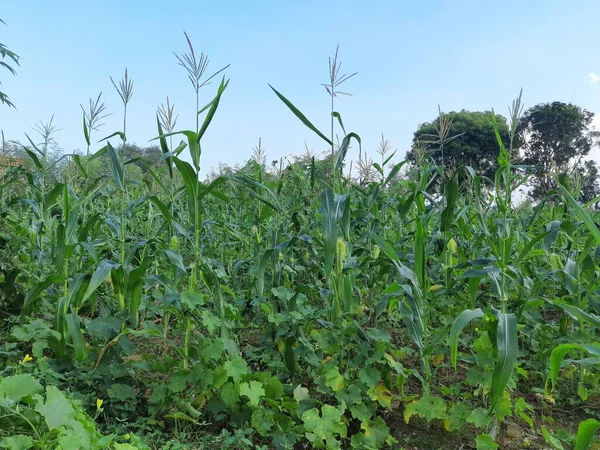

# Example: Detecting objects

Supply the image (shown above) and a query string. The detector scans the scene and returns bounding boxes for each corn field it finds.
[1,36,600,450]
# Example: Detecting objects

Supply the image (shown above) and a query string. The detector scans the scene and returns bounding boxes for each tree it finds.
[407,110,511,179]
[121,143,163,173]
[519,102,595,200]
[0,20,20,108]
[576,160,600,207]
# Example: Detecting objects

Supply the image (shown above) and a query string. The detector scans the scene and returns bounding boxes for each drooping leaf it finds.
[547,343,600,390]
[22,274,63,313]
[81,260,120,304]
[269,85,333,146]
[450,308,484,370]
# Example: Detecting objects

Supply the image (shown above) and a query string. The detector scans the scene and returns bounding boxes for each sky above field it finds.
[2,0,600,175]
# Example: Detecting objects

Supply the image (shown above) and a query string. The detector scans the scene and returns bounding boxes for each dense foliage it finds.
[1,37,600,450]
[519,102,597,200]
[407,110,512,179]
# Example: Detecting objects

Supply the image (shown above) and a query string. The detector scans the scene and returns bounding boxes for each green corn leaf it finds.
[399,300,424,350]
[269,84,333,146]
[384,160,407,187]
[335,133,361,173]
[55,223,65,270]
[198,77,229,142]
[173,157,198,226]
[156,130,200,171]
[23,133,44,156]
[332,111,346,135]
[369,232,398,263]
[441,173,459,232]
[558,183,600,245]
[43,183,64,211]
[67,273,87,311]
[460,266,501,278]
[198,177,231,203]
[23,148,43,170]
[547,343,600,391]
[106,142,124,190]
[491,109,509,166]
[140,163,168,194]
[490,313,517,411]
[257,249,274,298]
[321,190,347,280]
[164,249,186,272]
[414,217,425,288]
[82,260,120,304]
[65,313,87,361]
[373,162,384,176]
[516,230,550,263]
[72,154,87,177]
[127,257,151,329]
[83,111,90,146]
[148,195,172,226]
[89,145,108,161]
[156,115,173,178]
[99,131,126,142]
[383,150,398,167]
[550,300,600,329]
[574,418,600,450]
[284,336,297,374]
[399,192,415,218]
[227,175,278,206]
[22,274,64,314]
[450,308,484,371]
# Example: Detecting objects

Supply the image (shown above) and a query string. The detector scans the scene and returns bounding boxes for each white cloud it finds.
[589,72,600,83]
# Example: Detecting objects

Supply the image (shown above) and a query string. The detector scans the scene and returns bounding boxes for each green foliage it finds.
[1,34,599,450]
[0,375,116,449]
[575,418,600,450]
[407,109,512,178]
[520,102,595,200]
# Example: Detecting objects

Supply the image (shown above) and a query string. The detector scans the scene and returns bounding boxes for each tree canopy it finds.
[518,101,596,200]
[407,109,511,179]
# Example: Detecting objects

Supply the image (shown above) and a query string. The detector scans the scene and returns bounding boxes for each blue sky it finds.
[2,0,600,175]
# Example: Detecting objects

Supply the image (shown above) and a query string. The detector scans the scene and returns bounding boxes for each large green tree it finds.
[407,110,511,178]
[577,160,600,207]
[519,102,595,200]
